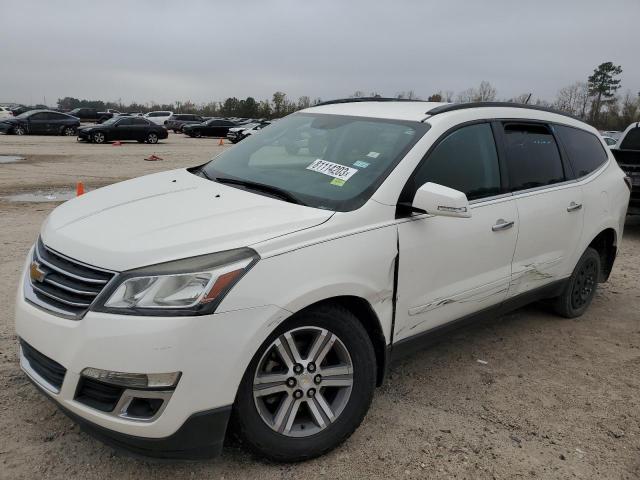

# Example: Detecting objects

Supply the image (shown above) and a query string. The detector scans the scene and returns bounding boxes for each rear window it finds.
[620,127,640,151]
[502,123,565,191]
[554,125,608,178]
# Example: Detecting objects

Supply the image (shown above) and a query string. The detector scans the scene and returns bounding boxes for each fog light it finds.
[81,368,181,389]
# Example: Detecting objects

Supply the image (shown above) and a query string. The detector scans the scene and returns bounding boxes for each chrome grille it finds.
[25,238,115,319]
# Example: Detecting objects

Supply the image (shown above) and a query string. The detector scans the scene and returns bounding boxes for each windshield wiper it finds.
[214,176,306,206]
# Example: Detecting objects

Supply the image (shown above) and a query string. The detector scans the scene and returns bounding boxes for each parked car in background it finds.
[611,121,640,215]
[77,116,168,144]
[0,106,13,119]
[226,121,271,143]
[0,110,80,136]
[15,100,629,461]
[67,108,117,123]
[182,118,237,137]
[164,114,204,133]
[144,111,173,125]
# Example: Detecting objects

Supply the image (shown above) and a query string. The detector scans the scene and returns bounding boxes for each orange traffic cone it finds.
[218,138,224,146]
[76,181,85,196]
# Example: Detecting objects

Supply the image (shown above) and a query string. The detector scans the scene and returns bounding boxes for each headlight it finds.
[94,248,259,316]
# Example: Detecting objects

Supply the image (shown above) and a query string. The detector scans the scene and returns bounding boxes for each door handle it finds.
[567,202,583,212]
[492,219,514,232]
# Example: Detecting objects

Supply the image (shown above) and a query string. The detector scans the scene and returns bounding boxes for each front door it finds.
[395,122,518,341]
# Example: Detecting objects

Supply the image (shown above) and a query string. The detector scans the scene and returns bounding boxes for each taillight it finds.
[624,176,632,191]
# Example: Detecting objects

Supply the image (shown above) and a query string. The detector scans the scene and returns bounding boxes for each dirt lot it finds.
[1,134,639,479]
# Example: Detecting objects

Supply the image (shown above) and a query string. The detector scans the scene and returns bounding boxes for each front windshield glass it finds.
[201,113,429,211]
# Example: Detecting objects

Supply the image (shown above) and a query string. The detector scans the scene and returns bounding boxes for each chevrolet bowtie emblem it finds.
[30,261,46,283]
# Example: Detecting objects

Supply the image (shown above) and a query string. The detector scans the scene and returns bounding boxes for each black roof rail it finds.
[314,97,424,107]
[425,102,582,121]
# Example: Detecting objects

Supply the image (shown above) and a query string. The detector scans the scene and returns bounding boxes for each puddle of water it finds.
[4,190,76,202]
[0,155,25,164]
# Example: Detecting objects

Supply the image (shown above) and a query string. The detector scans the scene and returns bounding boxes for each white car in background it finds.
[0,106,13,119]
[143,111,173,126]
[15,99,630,462]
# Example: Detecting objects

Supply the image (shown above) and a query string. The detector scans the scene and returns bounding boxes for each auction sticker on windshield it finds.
[306,159,358,181]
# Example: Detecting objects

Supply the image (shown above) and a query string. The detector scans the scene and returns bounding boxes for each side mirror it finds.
[409,182,471,218]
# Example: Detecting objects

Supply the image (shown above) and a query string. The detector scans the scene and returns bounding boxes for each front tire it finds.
[92,132,106,144]
[62,126,76,136]
[232,304,376,462]
[146,132,159,144]
[13,125,26,135]
[553,247,601,318]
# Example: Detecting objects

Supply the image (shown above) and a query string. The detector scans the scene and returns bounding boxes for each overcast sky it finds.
[1,0,638,107]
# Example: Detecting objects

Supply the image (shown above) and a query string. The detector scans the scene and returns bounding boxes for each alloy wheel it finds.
[64,127,75,136]
[147,133,158,144]
[253,326,354,437]
[14,126,25,135]
[93,132,105,144]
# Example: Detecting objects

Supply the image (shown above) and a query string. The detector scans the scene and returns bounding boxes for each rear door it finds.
[131,117,151,140]
[395,122,518,340]
[497,122,584,297]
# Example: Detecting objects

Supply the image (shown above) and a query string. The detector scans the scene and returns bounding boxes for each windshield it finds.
[200,113,429,211]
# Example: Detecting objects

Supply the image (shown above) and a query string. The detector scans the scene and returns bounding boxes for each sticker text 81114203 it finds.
[306,159,358,182]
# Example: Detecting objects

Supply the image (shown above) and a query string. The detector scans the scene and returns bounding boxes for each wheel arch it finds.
[587,227,617,281]
[288,295,388,387]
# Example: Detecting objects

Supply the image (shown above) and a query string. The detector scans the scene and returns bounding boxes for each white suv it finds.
[15,100,630,461]
[143,111,173,125]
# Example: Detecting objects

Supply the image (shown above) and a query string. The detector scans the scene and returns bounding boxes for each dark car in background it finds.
[164,114,204,133]
[77,116,168,144]
[0,110,80,136]
[612,122,640,215]
[182,118,238,138]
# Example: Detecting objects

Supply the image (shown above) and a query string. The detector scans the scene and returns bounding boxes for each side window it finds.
[620,127,640,150]
[503,123,565,191]
[133,118,149,125]
[412,123,501,201]
[554,125,608,178]
[116,118,133,126]
[30,113,47,120]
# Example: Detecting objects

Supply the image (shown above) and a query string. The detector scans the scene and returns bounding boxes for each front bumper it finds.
[15,253,291,457]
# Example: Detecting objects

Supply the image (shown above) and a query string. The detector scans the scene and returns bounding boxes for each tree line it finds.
[55,62,639,131]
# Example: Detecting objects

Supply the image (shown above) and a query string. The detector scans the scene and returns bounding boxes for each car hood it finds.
[41,169,333,271]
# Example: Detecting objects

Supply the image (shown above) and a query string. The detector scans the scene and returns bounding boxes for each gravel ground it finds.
[1,134,639,479]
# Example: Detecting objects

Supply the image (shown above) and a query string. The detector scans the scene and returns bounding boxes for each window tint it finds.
[620,127,640,150]
[132,118,149,125]
[503,123,564,191]
[554,125,608,178]
[412,123,501,201]
[30,113,47,120]
[116,118,133,126]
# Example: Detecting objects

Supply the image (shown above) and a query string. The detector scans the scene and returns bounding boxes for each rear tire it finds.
[62,126,76,136]
[553,247,600,318]
[232,304,376,462]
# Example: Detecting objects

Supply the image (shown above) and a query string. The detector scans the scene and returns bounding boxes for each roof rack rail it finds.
[425,102,581,121]
[314,97,424,107]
